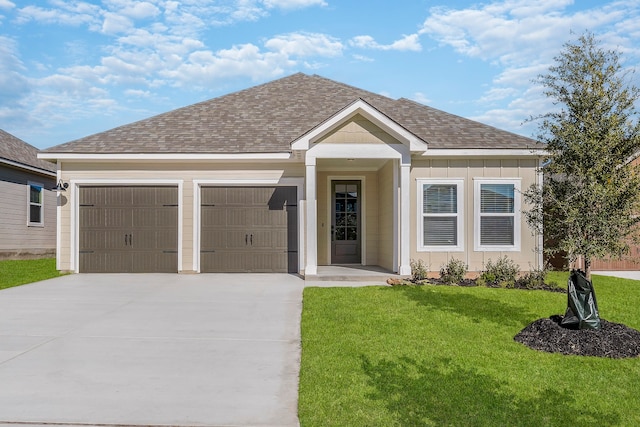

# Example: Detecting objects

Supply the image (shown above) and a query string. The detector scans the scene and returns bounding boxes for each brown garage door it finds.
[79,186,178,273]
[200,186,297,273]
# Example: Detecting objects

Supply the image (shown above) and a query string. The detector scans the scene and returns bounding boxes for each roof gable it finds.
[291,98,427,152]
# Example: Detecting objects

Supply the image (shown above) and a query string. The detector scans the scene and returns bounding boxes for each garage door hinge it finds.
[163,204,179,207]
[201,204,216,207]
[79,204,95,207]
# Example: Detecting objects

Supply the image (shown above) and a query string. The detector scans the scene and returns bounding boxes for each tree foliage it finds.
[524,33,640,278]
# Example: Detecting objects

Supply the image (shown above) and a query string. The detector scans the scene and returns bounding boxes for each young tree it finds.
[524,32,640,280]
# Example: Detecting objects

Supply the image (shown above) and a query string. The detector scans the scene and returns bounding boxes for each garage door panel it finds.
[79,186,178,273]
[200,186,297,273]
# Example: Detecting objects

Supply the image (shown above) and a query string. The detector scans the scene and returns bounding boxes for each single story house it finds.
[39,73,544,276]
[0,129,57,259]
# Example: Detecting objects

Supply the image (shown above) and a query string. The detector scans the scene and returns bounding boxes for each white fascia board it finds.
[291,99,428,152]
[0,158,56,177]
[37,152,292,161]
[422,149,546,157]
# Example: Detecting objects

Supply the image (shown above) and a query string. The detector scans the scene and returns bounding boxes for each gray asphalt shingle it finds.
[0,129,56,173]
[43,73,539,154]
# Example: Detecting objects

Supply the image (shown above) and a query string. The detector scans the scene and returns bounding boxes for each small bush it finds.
[440,258,468,285]
[517,265,550,289]
[480,256,519,287]
[410,259,429,282]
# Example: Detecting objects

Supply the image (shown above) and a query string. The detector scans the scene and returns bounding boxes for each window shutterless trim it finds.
[27,181,44,227]
[473,178,521,252]
[417,178,464,252]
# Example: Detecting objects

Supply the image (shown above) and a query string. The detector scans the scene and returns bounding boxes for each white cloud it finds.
[101,11,133,34]
[17,3,101,27]
[161,43,294,86]
[352,54,374,62]
[0,0,15,10]
[263,0,327,9]
[0,36,30,119]
[350,34,422,52]
[412,92,432,105]
[418,0,640,132]
[265,32,343,57]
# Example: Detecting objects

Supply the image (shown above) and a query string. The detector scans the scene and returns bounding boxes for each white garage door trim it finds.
[193,178,303,273]
[69,179,184,273]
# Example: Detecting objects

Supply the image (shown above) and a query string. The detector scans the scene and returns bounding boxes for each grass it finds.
[0,258,64,290]
[299,272,640,426]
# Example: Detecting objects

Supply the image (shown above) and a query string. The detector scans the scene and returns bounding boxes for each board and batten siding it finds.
[56,161,304,272]
[0,165,56,258]
[411,157,541,273]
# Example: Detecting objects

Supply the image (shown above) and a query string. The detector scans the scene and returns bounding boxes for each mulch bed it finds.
[514,315,640,359]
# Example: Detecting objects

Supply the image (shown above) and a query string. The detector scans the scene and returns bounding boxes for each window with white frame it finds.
[28,182,44,226]
[417,179,464,251]
[474,179,520,251]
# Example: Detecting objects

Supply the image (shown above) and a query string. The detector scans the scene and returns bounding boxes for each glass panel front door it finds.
[331,180,361,264]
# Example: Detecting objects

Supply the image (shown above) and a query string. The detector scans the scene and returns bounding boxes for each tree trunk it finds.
[584,256,592,281]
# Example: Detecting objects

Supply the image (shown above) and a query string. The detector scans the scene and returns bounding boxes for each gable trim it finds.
[0,158,56,177]
[291,99,427,152]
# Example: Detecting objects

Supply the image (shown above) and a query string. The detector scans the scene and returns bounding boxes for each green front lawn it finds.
[0,258,64,290]
[299,273,640,426]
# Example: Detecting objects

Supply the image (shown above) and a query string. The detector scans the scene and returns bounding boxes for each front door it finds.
[331,180,361,264]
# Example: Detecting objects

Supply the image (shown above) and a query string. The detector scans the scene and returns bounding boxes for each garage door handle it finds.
[245,234,248,245]
[124,234,128,245]
[250,234,253,245]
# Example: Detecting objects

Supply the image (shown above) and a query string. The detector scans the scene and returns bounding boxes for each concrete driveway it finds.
[0,273,304,426]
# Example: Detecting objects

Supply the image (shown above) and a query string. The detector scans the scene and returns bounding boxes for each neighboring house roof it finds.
[0,129,56,174]
[42,73,540,154]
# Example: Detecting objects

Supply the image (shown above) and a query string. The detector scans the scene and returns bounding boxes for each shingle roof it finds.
[0,129,56,173]
[43,73,539,154]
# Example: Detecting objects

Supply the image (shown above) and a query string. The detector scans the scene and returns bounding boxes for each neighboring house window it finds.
[474,179,521,251]
[28,182,44,227]
[417,179,464,251]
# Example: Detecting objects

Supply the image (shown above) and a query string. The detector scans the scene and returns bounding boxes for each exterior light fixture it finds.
[55,179,69,192]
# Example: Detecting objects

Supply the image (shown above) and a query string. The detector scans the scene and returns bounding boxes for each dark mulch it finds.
[404,278,566,293]
[515,315,640,359]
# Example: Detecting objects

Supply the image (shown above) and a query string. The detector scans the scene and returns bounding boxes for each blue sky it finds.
[1,0,639,149]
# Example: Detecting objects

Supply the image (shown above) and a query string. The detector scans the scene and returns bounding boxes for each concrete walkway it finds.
[0,273,312,427]
[592,271,640,281]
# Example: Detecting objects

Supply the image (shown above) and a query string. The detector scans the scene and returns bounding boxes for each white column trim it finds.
[305,160,318,275]
[392,160,399,273]
[399,163,411,275]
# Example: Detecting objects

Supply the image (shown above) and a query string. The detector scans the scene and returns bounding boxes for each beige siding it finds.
[411,158,541,273]
[317,114,400,145]
[57,162,303,272]
[0,169,56,258]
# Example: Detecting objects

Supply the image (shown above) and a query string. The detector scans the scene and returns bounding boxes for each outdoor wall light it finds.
[55,179,69,192]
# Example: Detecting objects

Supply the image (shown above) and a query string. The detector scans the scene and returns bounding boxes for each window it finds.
[474,179,520,251]
[28,182,44,226]
[417,179,464,251]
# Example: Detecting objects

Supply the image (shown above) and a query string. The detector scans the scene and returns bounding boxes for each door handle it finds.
[250,234,253,245]
[129,234,132,246]
[125,234,128,245]
[245,234,248,245]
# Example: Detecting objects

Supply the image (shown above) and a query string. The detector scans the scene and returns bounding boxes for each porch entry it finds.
[331,180,361,264]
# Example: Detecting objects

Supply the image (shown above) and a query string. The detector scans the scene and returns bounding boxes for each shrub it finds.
[410,259,429,282]
[480,256,519,287]
[517,265,550,289]
[440,258,468,285]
